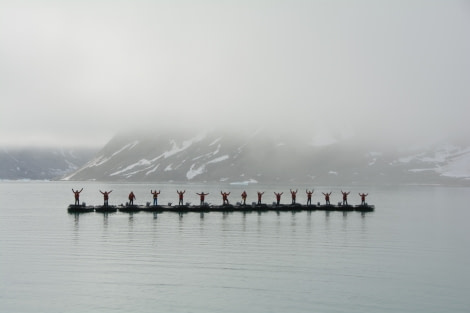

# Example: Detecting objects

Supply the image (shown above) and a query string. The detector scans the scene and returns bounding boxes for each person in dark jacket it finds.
[72,188,83,206]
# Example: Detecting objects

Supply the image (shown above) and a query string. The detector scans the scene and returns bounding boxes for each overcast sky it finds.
[1,1,469,147]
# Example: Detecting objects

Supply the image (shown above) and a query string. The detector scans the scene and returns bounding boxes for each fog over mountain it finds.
[1,2,469,148]
[62,127,470,186]
[1,1,468,186]
[0,147,96,180]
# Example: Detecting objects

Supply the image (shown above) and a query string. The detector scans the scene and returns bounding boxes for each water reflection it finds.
[306,211,312,235]
[128,213,134,229]
[178,213,184,231]
[242,212,247,232]
[73,213,80,230]
[257,213,262,233]
[72,213,80,243]
[291,212,297,228]
[102,212,109,229]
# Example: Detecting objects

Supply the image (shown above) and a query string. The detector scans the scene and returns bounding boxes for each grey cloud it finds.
[0,1,469,147]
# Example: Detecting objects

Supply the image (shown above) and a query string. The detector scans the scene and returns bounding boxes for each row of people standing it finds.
[240,189,368,206]
[73,188,369,206]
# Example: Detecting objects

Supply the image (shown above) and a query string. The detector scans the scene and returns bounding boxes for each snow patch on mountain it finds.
[186,155,230,180]
[112,141,139,157]
[110,159,152,176]
[192,144,221,161]
[366,152,382,166]
[207,155,229,164]
[398,145,470,179]
[162,134,206,158]
[209,137,222,146]
[230,179,258,185]
[186,164,206,180]
[436,149,470,178]
[146,164,160,175]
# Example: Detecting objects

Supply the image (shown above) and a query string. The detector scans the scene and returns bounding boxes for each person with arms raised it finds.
[151,190,160,206]
[100,190,113,207]
[177,190,185,206]
[196,191,209,206]
[72,188,83,206]
[322,192,332,205]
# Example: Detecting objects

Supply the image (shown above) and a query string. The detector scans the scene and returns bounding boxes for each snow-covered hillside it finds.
[63,129,470,186]
[395,145,470,179]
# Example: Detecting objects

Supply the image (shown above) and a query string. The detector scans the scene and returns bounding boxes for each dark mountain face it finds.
[0,147,97,180]
[63,129,470,186]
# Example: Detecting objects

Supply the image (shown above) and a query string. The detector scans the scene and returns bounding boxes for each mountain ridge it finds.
[0,147,97,180]
[62,129,470,186]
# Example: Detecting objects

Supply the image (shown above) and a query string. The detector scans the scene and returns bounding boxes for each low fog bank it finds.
[62,123,470,186]
[109,119,470,154]
[2,114,467,152]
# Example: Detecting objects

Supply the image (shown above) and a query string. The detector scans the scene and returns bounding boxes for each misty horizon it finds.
[1,1,469,148]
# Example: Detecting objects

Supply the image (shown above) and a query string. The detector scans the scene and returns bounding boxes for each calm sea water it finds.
[0,181,469,313]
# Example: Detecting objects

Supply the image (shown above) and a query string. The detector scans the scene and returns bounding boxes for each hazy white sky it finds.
[1,1,469,147]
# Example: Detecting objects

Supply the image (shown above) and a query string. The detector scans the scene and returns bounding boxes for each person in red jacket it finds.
[241,191,247,206]
[196,192,209,206]
[177,190,185,206]
[359,193,368,205]
[221,191,230,205]
[72,188,83,206]
[290,189,298,205]
[322,192,332,205]
[341,190,350,205]
[274,192,283,206]
[151,190,160,206]
[128,191,136,206]
[100,190,112,207]
[306,189,313,206]
[257,191,264,205]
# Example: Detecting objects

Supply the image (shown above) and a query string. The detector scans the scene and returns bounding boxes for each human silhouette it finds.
[72,188,83,206]
[322,192,332,205]
[359,193,368,205]
[274,192,283,206]
[128,191,136,206]
[306,189,314,206]
[257,191,264,205]
[196,192,209,206]
[341,190,350,205]
[290,189,298,205]
[151,190,160,206]
[221,191,230,205]
[177,190,186,206]
[241,191,247,205]
[100,190,113,207]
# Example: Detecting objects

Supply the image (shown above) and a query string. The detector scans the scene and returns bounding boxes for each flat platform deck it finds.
[68,203,374,213]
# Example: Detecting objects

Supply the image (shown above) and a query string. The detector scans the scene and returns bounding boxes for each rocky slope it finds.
[62,129,470,186]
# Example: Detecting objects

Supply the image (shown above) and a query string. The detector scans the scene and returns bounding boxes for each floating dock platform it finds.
[68,203,374,213]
